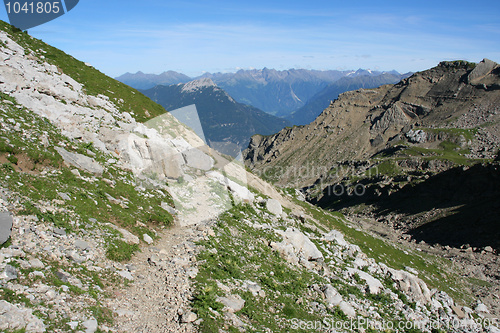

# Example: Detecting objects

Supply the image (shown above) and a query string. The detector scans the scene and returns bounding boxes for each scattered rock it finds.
[82,318,98,333]
[0,212,13,245]
[0,300,46,333]
[323,284,343,306]
[217,295,245,313]
[1,264,18,281]
[180,311,197,323]
[143,234,153,245]
[55,147,104,176]
[266,199,283,216]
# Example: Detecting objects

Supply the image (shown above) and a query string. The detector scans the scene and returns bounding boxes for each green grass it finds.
[106,239,140,262]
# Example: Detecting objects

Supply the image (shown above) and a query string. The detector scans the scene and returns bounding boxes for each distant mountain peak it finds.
[181,78,217,93]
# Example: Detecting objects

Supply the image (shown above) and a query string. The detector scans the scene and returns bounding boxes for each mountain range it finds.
[140,78,291,156]
[117,68,411,122]
[286,72,410,125]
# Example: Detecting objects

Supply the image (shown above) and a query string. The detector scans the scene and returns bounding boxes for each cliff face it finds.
[244,59,500,187]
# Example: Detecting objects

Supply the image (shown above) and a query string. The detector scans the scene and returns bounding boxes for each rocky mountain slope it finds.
[244,59,500,319]
[0,21,499,333]
[287,72,411,125]
[141,78,291,156]
[244,59,500,186]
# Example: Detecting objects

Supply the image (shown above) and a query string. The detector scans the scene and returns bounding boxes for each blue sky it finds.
[1,0,499,77]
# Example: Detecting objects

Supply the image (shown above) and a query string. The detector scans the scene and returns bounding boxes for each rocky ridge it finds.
[244,59,500,187]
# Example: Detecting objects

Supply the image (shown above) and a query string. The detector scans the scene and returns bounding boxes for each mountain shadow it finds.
[314,163,500,250]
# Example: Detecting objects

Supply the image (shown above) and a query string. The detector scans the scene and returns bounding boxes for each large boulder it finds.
[323,229,349,247]
[274,228,323,263]
[0,212,13,245]
[55,147,104,176]
[182,148,214,171]
[347,268,384,294]
[266,199,283,216]
[217,295,245,313]
[389,268,432,304]
[323,284,343,306]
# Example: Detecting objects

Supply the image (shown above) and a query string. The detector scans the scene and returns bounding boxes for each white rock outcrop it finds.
[272,228,323,265]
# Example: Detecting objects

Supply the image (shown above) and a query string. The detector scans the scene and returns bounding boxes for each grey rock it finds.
[68,251,86,263]
[323,229,349,247]
[475,302,489,313]
[143,234,153,245]
[1,265,18,281]
[217,295,245,313]
[29,258,45,269]
[182,148,214,171]
[339,301,356,318]
[56,270,71,283]
[58,192,72,201]
[161,202,177,215]
[266,199,283,216]
[82,318,98,333]
[406,129,427,143]
[53,228,66,236]
[75,240,90,250]
[323,284,342,306]
[186,267,199,279]
[347,268,384,294]
[246,282,262,296]
[108,224,139,245]
[279,228,323,261]
[118,270,134,281]
[180,311,197,323]
[0,212,13,245]
[484,246,494,253]
[55,147,104,176]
